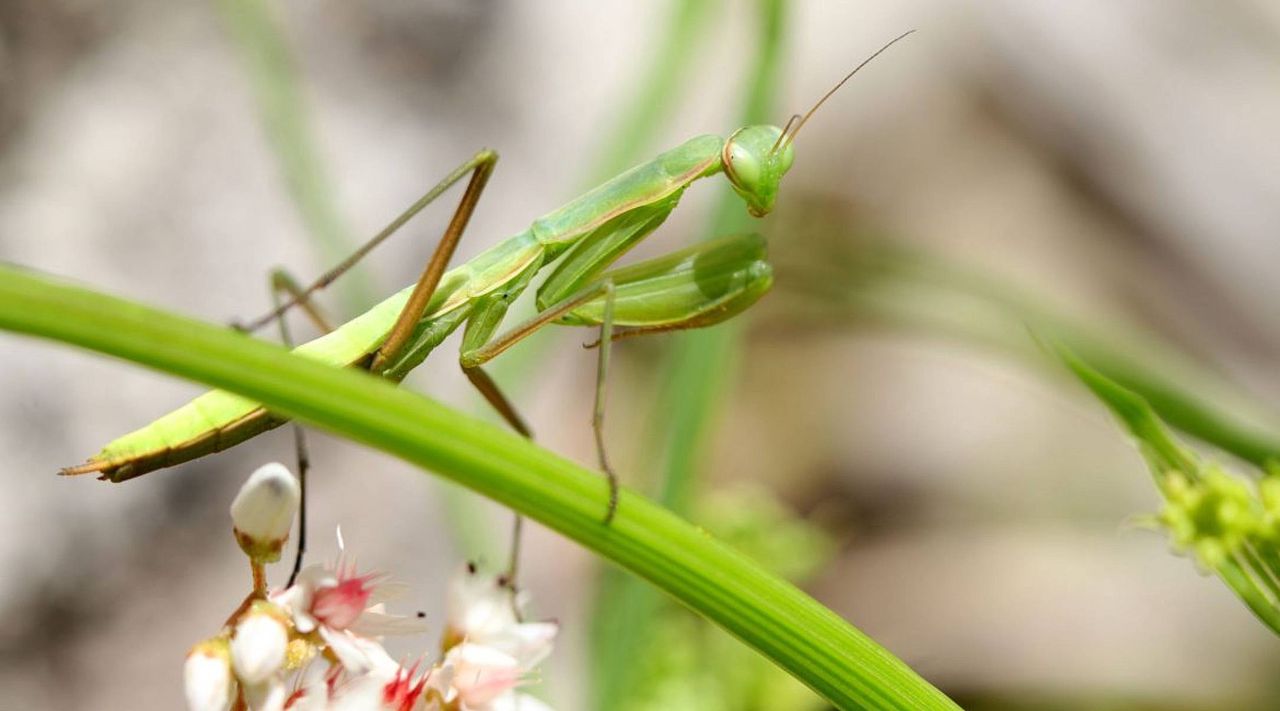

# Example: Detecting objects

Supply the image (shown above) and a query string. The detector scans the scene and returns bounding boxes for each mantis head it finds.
[722,125,795,218]
[725,29,916,219]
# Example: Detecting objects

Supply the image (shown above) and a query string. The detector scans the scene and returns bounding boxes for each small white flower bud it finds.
[184,638,234,711]
[231,609,289,685]
[231,462,300,563]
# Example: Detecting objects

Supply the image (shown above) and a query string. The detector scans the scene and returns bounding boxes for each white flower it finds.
[444,566,557,668]
[184,639,234,711]
[322,628,402,678]
[446,567,518,642]
[433,567,558,711]
[231,608,289,685]
[332,665,430,711]
[183,545,561,711]
[299,629,432,711]
[432,642,554,711]
[271,561,425,638]
[231,462,301,563]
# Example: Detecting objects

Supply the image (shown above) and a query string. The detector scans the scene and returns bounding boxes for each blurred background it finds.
[3,0,1280,708]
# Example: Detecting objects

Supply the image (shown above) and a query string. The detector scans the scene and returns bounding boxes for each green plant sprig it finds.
[1060,346,1280,636]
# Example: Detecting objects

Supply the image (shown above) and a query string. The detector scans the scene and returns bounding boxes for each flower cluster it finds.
[185,463,558,711]
[1153,466,1263,570]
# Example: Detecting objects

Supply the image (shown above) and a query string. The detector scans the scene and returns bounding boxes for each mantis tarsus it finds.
[61,31,913,580]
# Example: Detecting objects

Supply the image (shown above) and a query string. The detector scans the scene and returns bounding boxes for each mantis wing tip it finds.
[59,460,107,477]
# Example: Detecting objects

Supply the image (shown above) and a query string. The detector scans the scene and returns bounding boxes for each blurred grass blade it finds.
[587,0,716,182]
[661,0,784,521]
[591,0,786,705]
[215,0,372,309]
[796,241,1280,470]
[477,0,724,567]
[0,266,960,711]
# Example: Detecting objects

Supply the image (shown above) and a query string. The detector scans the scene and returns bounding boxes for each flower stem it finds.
[251,561,268,598]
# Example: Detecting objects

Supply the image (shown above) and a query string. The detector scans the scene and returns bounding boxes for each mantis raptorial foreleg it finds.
[455,284,545,585]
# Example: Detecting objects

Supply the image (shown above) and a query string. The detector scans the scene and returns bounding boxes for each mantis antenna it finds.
[769,113,803,154]
[770,29,917,156]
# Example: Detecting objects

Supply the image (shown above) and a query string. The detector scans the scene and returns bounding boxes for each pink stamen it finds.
[311,574,379,630]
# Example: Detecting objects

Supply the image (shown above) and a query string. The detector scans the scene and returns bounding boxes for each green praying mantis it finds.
[62,32,913,581]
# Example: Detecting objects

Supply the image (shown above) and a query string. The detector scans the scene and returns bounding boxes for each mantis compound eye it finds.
[724,139,763,192]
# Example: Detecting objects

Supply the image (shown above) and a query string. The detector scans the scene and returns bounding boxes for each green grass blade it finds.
[0,266,959,711]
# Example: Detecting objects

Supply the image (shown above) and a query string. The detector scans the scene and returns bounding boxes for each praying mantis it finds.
[61,32,913,580]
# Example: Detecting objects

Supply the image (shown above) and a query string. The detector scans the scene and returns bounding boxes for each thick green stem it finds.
[0,267,958,710]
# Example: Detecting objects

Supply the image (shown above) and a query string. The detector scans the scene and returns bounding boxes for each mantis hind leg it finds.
[238,148,499,335]
[242,150,502,584]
